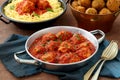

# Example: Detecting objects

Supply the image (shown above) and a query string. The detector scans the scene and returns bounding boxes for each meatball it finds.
[59,52,73,63]
[71,1,79,8]
[59,52,80,63]
[29,0,37,3]
[37,0,51,10]
[41,51,57,63]
[99,8,112,15]
[56,30,73,41]
[45,40,60,51]
[58,41,74,53]
[75,47,92,59]
[29,44,46,56]
[16,0,35,15]
[75,6,86,13]
[41,33,57,43]
[106,0,120,12]
[69,53,81,63]
[85,8,97,14]
[117,0,120,6]
[92,0,105,10]
[78,0,91,8]
[70,33,87,44]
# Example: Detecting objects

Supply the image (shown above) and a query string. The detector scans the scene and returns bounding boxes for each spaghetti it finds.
[4,0,64,22]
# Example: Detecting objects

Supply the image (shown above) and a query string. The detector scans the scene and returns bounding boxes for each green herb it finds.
[75,34,80,40]
[65,43,68,48]
[43,58,47,61]
[41,44,45,46]
[10,5,14,10]
[36,50,41,53]
[46,8,53,12]
[86,43,89,46]
[33,12,40,17]
[59,35,63,41]
[54,39,58,41]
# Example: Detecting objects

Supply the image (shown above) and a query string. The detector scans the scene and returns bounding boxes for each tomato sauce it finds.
[29,30,95,64]
[16,0,52,15]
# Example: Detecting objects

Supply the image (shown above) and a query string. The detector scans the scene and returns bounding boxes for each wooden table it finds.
[0,0,120,80]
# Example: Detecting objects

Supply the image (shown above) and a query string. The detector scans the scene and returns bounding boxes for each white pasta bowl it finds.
[14,26,105,72]
[0,0,67,29]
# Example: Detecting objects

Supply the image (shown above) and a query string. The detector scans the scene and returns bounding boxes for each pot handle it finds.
[14,50,41,65]
[90,30,105,44]
[0,14,11,24]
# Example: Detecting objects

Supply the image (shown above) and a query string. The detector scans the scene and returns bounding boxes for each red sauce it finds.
[29,30,96,64]
[16,0,52,15]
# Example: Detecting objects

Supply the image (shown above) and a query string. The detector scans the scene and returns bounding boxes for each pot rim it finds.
[25,26,99,66]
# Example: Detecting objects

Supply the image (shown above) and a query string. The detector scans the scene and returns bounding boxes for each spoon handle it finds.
[84,59,102,80]
[91,60,106,80]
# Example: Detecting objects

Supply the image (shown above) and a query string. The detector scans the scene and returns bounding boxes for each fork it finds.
[91,40,118,80]
[84,40,118,80]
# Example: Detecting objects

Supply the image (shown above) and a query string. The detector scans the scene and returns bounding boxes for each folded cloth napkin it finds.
[0,34,120,80]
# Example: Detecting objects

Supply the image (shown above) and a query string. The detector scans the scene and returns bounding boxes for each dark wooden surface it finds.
[0,0,120,80]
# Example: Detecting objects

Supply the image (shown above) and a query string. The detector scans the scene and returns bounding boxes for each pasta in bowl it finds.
[14,26,105,72]
[4,0,64,22]
[0,0,67,28]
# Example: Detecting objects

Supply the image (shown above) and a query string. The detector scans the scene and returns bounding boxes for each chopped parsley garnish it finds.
[65,43,68,48]
[10,5,15,10]
[59,35,63,40]
[75,34,80,40]
[46,8,53,12]
[41,44,45,46]
[33,12,40,17]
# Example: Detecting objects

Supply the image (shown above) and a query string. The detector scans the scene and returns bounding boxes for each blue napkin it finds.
[0,34,120,80]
